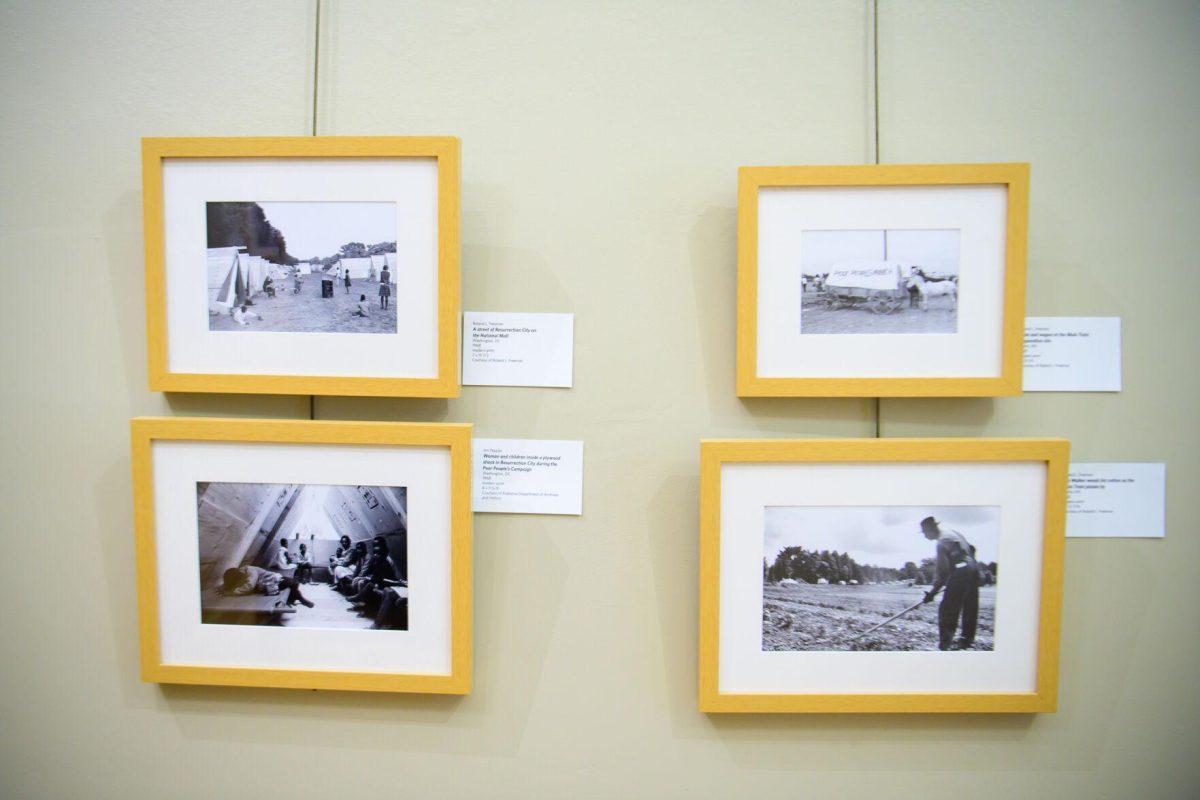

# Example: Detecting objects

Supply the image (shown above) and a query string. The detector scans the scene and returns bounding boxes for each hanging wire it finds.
[870,0,882,437]
[309,0,321,421]
[311,0,321,138]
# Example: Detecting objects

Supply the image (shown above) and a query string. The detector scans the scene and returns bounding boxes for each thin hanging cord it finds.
[871,0,880,168]
[869,0,882,438]
[309,0,321,421]
[311,0,321,138]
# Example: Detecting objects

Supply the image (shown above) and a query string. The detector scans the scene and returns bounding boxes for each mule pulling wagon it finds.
[822,261,909,314]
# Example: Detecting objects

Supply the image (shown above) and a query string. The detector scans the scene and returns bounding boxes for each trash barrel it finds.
[321,279,334,298]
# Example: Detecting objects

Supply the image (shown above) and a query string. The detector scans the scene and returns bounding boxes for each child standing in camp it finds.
[354,294,370,318]
[344,268,351,294]
[379,266,391,309]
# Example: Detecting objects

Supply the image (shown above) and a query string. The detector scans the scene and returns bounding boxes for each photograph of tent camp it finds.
[206,201,399,334]
[197,482,409,631]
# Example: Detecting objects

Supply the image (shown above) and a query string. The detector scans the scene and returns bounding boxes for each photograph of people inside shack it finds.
[195,482,408,631]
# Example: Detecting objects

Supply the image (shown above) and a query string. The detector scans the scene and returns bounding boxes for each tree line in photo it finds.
[311,240,397,271]
[764,545,997,586]
[206,202,395,267]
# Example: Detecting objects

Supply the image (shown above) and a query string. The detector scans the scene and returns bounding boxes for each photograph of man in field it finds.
[762,505,999,652]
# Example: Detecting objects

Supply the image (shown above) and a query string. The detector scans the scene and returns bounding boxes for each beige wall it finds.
[1,1,1196,797]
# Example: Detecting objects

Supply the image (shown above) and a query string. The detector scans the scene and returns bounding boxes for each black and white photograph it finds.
[206,201,399,334]
[197,481,409,630]
[762,505,999,652]
[800,229,960,334]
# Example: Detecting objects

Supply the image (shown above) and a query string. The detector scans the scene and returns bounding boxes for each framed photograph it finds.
[142,136,461,397]
[699,437,1068,713]
[736,163,1029,397]
[131,417,472,694]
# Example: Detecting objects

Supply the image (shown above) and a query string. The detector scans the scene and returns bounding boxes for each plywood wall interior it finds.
[321,484,405,542]
[250,483,407,572]
[1,1,1196,797]
[196,481,287,587]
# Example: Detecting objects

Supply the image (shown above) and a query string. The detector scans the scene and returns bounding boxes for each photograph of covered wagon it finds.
[797,228,960,335]
[822,261,910,315]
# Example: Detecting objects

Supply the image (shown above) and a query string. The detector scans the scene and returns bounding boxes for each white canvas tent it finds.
[296,262,312,275]
[370,253,397,280]
[364,256,398,284]
[207,247,249,312]
[244,255,269,295]
[337,257,375,280]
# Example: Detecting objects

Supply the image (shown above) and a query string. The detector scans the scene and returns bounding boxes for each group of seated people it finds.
[219,534,407,630]
[327,534,408,630]
[271,541,315,583]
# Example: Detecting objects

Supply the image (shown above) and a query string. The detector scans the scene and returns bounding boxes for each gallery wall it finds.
[1,1,1196,797]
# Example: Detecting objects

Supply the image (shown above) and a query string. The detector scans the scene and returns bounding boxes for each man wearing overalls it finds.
[919,516,980,650]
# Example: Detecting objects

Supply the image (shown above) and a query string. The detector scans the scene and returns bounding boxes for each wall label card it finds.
[1023,317,1121,392]
[473,438,584,515]
[462,312,574,388]
[1067,463,1166,538]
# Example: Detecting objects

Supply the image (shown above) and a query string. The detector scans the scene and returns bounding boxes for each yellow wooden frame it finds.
[736,163,1030,397]
[131,416,472,694]
[142,136,461,397]
[698,437,1068,713]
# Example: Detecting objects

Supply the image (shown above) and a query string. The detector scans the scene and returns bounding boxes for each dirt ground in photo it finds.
[799,290,957,334]
[210,276,398,334]
[761,581,996,651]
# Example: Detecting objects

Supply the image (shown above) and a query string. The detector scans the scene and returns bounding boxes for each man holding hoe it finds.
[920,516,981,650]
